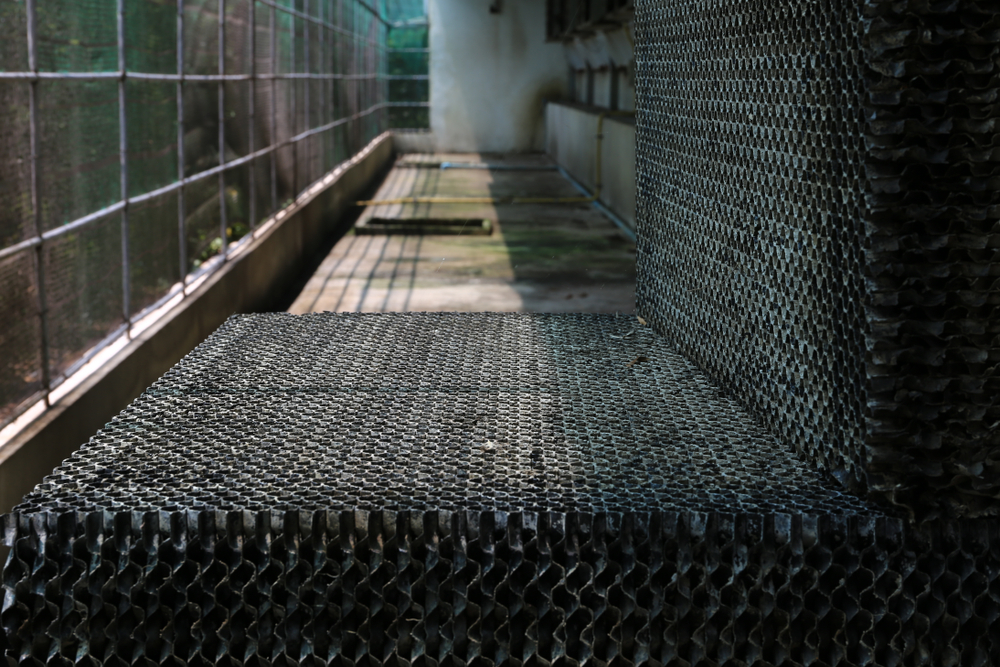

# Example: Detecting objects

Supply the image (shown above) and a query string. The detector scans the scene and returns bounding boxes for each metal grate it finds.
[4,313,1000,665]
[633,0,1000,519]
[9,313,871,516]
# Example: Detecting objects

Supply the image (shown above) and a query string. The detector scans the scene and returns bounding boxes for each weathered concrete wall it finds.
[0,134,393,525]
[563,27,635,112]
[545,102,636,228]
[393,129,437,154]
[428,0,568,152]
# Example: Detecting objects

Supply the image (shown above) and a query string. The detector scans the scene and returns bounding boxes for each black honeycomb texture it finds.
[4,510,1000,667]
[3,313,999,665]
[633,0,1000,518]
[7,314,870,517]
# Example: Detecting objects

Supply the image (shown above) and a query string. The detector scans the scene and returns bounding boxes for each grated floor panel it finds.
[14,313,871,516]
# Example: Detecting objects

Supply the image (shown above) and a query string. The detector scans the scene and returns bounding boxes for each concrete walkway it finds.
[288,153,636,314]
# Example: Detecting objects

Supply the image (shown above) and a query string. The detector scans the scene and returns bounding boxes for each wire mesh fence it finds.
[0,0,426,430]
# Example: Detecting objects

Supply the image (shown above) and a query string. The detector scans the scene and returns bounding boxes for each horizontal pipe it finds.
[0,103,388,259]
[0,71,411,82]
[0,236,42,262]
[440,162,557,171]
[557,166,636,243]
[594,110,635,198]
[42,201,127,240]
[393,162,557,171]
[356,195,595,206]
[0,71,120,80]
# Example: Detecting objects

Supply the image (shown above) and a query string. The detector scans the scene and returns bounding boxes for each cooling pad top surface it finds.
[13,312,878,517]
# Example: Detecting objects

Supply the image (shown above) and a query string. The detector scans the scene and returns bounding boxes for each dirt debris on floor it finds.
[288,153,636,314]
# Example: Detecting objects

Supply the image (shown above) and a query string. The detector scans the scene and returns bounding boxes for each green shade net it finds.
[385,0,428,128]
[0,0,388,426]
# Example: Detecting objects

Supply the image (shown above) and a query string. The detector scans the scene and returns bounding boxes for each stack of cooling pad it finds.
[6,0,1000,662]
[3,314,998,665]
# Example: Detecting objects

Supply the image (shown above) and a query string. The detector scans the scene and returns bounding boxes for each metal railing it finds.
[0,0,428,431]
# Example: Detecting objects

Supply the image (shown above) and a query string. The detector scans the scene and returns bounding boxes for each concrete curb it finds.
[0,133,394,523]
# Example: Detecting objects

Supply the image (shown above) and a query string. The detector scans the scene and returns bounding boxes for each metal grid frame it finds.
[0,0,428,431]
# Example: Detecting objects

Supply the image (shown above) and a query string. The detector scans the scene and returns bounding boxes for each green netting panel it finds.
[0,0,389,427]
[387,25,427,128]
[129,193,181,315]
[0,2,36,422]
[0,82,38,423]
[0,252,43,425]
[0,82,31,250]
[0,0,30,248]
[36,0,117,73]
[386,0,428,129]
[224,0,251,77]
[127,80,177,197]
[37,79,120,233]
[0,2,28,73]
[125,0,177,74]
[43,213,124,381]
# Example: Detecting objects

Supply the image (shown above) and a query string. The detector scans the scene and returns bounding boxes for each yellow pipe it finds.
[357,110,636,207]
[594,110,635,199]
[355,195,595,206]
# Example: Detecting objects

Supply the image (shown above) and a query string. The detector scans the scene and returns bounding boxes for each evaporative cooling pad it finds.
[4,313,1000,665]
[633,0,1000,517]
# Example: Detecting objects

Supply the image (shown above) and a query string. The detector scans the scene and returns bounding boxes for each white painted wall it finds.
[546,102,636,228]
[563,26,635,112]
[428,0,568,152]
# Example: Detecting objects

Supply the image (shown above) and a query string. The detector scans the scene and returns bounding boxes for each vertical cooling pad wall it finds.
[633,0,1000,517]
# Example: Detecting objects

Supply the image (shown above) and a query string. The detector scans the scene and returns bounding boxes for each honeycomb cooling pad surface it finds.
[9,313,866,516]
[4,313,1000,665]
[633,0,1000,517]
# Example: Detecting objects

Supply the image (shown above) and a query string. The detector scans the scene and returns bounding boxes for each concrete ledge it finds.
[393,129,437,153]
[0,133,394,522]
[545,102,636,228]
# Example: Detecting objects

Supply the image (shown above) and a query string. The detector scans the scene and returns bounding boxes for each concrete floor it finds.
[288,153,636,314]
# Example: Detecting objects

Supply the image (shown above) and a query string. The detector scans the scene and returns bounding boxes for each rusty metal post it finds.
[248,0,257,230]
[117,0,131,328]
[25,0,51,406]
[218,0,228,256]
[177,0,187,281]
[269,1,277,213]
